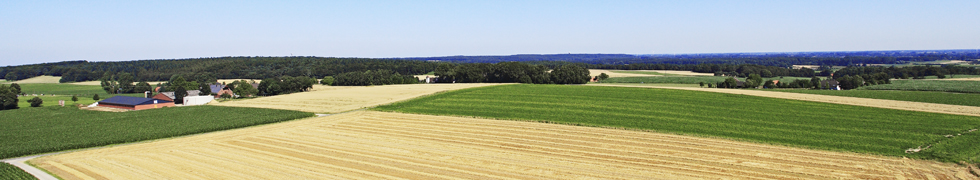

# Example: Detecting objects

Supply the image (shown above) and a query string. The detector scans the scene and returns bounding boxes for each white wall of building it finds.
[183,96,214,106]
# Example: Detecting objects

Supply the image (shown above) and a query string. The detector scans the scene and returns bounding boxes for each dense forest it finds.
[0,57,438,82]
[2,50,977,82]
[407,50,980,67]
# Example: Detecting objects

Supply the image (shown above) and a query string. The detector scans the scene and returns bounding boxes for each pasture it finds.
[214,83,501,113]
[599,76,811,84]
[14,83,121,96]
[0,105,312,159]
[30,111,967,179]
[376,84,980,163]
[0,162,34,180]
[860,79,980,93]
[15,94,143,108]
[766,89,980,107]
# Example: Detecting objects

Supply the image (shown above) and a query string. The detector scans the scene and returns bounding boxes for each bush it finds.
[93,94,100,100]
[71,95,78,102]
[28,97,42,107]
[320,76,334,86]
[220,93,232,99]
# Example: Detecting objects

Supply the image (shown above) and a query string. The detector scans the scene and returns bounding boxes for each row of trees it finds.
[832,65,980,79]
[434,62,590,84]
[258,76,317,96]
[332,69,419,86]
[0,84,20,110]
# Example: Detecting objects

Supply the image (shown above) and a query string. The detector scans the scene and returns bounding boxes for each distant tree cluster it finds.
[258,76,317,96]
[0,84,20,110]
[333,70,419,86]
[434,62,590,84]
[227,80,259,98]
[833,65,980,80]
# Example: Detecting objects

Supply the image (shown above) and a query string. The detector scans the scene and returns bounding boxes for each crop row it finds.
[0,106,313,159]
[376,84,980,163]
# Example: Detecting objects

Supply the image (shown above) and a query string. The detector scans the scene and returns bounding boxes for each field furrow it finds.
[30,111,967,179]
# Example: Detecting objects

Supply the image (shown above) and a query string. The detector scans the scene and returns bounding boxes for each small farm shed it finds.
[182,96,214,106]
[97,96,175,110]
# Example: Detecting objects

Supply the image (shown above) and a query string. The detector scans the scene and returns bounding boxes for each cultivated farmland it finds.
[766,89,980,107]
[0,162,34,180]
[377,84,980,163]
[860,79,980,93]
[0,106,312,159]
[29,111,969,179]
[214,83,501,113]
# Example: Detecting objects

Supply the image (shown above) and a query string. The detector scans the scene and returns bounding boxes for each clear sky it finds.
[2,0,979,66]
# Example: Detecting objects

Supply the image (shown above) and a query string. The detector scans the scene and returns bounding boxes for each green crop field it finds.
[0,162,35,180]
[376,84,980,163]
[609,70,670,76]
[0,106,312,159]
[602,76,812,84]
[765,89,980,107]
[859,80,980,93]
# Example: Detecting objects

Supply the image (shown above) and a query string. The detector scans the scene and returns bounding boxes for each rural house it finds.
[97,96,175,110]
[820,79,840,90]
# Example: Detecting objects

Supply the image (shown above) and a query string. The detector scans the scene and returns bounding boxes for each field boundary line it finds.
[587,84,980,117]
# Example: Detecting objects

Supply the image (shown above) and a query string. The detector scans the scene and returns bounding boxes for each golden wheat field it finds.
[213,83,502,113]
[30,111,969,179]
[3,75,62,84]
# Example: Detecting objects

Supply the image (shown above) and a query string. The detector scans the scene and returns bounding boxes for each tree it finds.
[173,85,187,104]
[810,77,821,89]
[707,83,713,88]
[9,83,21,95]
[5,73,17,81]
[117,72,135,93]
[28,97,43,107]
[598,73,610,81]
[0,85,19,110]
[320,76,334,86]
[550,65,590,84]
[722,77,738,88]
[745,74,763,88]
[100,73,118,94]
[134,81,152,94]
[199,83,212,96]
[72,95,78,102]
[763,80,775,89]
[699,82,705,88]
[93,94,100,100]
[760,69,773,78]
[230,80,257,98]
[220,93,232,99]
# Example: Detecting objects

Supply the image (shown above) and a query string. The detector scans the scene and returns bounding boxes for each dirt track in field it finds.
[213,83,501,113]
[30,111,971,179]
[589,84,980,117]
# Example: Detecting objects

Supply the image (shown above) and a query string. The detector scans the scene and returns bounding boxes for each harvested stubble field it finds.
[378,84,980,164]
[214,83,501,113]
[29,111,971,179]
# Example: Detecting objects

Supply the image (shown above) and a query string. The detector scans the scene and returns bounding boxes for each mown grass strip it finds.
[859,80,980,93]
[764,89,980,107]
[375,84,980,163]
[0,106,313,159]
[0,162,36,180]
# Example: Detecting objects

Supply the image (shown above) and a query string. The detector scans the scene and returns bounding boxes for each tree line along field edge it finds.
[374,84,980,164]
[0,105,313,159]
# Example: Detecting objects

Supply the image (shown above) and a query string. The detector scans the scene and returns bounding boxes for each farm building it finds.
[152,90,201,102]
[97,96,175,110]
[182,96,214,106]
[821,80,841,90]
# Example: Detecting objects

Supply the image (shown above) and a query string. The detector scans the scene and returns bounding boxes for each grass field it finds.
[376,84,980,163]
[15,94,143,108]
[765,89,980,107]
[601,76,812,84]
[610,70,669,76]
[14,83,119,96]
[0,105,312,159]
[0,162,35,180]
[860,80,980,93]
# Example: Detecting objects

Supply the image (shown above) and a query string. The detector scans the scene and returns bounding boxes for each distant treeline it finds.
[332,69,420,86]
[408,50,980,67]
[434,62,590,84]
[0,57,438,82]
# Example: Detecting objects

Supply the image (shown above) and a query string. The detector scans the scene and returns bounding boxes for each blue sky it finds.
[2,0,979,66]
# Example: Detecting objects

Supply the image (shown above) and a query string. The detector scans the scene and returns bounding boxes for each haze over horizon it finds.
[2,0,979,66]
